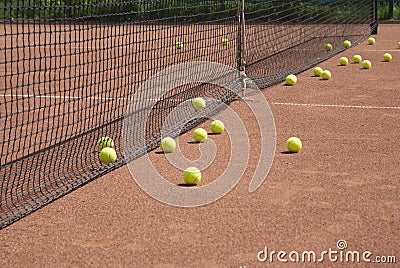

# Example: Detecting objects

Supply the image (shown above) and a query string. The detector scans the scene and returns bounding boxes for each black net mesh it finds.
[0,0,376,229]
[244,0,377,87]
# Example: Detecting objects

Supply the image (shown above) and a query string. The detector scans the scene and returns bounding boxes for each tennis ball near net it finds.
[324,43,333,51]
[313,67,323,77]
[285,74,297,86]
[183,167,202,185]
[362,60,372,69]
[193,128,208,142]
[383,53,392,62]
[343,40,352,48]
[160,137,176,153]
[243,77,253,87]
[339,57,349,66]
[286,137,302,153]
[321,70,331,80]
[99,147,117,164]
[368,37,375,45]
[210,120,225,134]
[222,38,229,45]
[175,41,183,49]
[353,55,362,63]
[192,97,206,111]
[98,136,114,150]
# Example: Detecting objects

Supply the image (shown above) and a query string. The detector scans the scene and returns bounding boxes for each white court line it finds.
[2,94,184,102]
[2,93,121,101]
[6,94,399,110]
[364,49,399,52]
[273,102,400,110]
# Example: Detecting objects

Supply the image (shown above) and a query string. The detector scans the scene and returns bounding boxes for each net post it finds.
[65,0,71,18]
[389,0,394,19]
[371,0,378,34]
[236,0,244,72]
[237,0,250,100]
[219,0,225,12]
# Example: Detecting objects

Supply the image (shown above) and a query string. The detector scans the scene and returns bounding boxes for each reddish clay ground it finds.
[1,24,399,267]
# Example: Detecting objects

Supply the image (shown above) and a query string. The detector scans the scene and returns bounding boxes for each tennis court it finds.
[1,0,398,266]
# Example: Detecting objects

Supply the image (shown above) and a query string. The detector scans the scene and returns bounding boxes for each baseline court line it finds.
[6,95,400,110]
[2,94,184,102]
[2,94,120,100]
[363,49,399,52]
[273,102,400,110]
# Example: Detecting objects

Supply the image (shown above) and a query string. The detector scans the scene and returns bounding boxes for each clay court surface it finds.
[1,24,400,267]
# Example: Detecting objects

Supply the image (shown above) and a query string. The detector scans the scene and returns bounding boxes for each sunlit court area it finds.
[1,0,399,266]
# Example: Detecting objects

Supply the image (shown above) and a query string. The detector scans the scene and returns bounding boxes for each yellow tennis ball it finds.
[321,70,331,80]
[286,137,302,153]
[192,97,206,111]
[343,40,351,48]
[99,147,117,164]
[222,38,229,45]
[313,67,323,77]
[160,137,176,153]
[362,60,371,69]
[353,55,362,63]
[383,53,392,62]
[193,128,208,142]
[324,43,333,51]
[175,41,183,49]
[210,120,225,134]
[243,77,253,87]
[285,74,297,86]
[183,167,201,185]
[98,136,114,150]
[339,57,349,66]
[368,37,375,45]
[398,41,400,48]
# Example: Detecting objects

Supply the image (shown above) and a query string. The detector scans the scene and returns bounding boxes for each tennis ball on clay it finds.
[286,137,302,153]
[193,128,208,142]
[362,60,372,69]
[183,167,202,185]
[243,77,253,87]
[222,38,229,45]
[324,43,333,51]
[398,41,400,48]
[321,70,331,80]
[160,137,176,153]
[99,147,117,164]
[313,67,323,77]
[353,55,362,63]
[192,97,206,111]
[175,41,183,49]
[285,74,297,86]
[210,120,225,134]
[98,136,114,150]
[339,57,349,66]
[368,37,375,45]
[383,53,392,62]
[343,40,352,48]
